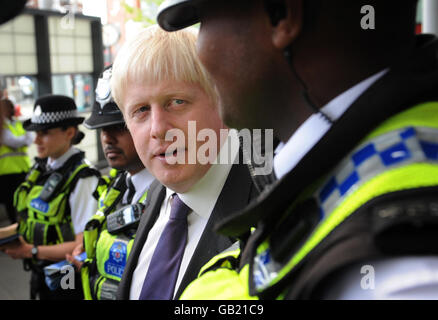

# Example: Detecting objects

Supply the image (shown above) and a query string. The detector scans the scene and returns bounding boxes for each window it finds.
[0,15,38,75]
[48,16,93,73]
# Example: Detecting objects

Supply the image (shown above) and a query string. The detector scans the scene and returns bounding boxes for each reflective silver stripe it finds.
[0,152,27,160]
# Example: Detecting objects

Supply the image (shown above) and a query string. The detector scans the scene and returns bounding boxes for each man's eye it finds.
[133,105,149,116]
[169,99,186,107]
[139,106,150,112]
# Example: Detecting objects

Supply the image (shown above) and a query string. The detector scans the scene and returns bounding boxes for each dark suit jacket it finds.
[117,162,257,299]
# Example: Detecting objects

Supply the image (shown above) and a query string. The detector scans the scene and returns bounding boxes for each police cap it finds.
[157,0,206,32]
[84,66,125,130]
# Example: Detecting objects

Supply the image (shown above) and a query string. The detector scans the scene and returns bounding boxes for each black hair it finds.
[72,130,85,145]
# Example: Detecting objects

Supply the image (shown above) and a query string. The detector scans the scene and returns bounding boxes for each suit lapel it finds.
[174,163,254,298]
[117,179,166,299]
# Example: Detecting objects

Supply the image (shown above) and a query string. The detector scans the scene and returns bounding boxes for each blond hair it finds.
[111,25,217,108]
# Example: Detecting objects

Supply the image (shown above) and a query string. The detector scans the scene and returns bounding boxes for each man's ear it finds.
[271,0,303,50]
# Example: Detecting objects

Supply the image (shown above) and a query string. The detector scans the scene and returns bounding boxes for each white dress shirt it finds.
[47,147,99,235]
[274,70,438,299]
[123,168,155,204]
[129,129,240,299]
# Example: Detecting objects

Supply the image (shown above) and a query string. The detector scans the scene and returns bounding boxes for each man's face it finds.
[100,124,143,173]
[121,80,224,193]
[195,1,292,131]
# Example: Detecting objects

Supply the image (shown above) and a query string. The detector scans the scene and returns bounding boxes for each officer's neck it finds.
[277,53,399,143]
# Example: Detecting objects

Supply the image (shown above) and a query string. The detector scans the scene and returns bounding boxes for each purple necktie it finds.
[138,194,190,300]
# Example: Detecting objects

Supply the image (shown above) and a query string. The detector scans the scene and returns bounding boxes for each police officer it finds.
[3,95,101,300]
[157,0,438,299]
[0,98,33,223]
[68,66,154,300]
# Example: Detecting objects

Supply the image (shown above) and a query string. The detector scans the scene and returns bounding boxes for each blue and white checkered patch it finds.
[317,126,438,217]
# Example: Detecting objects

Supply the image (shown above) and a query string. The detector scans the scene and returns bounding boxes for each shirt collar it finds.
[127,168,155,194]
[47,147,81,170]
[168,129,240,219]
[274,69,388,179]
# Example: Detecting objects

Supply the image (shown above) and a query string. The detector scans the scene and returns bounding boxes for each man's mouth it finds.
[105,147,123,158]
[154,147,186,161]
[158,149,180,157]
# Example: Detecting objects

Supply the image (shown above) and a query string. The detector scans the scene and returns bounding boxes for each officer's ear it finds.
[63,126,77,142]
[269,0,303,50]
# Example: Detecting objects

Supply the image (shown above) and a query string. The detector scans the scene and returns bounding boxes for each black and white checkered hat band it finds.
[31,110,79,124]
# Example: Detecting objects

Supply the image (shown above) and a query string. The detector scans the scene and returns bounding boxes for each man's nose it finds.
[149,107,171,140]
[101,129,117,145]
